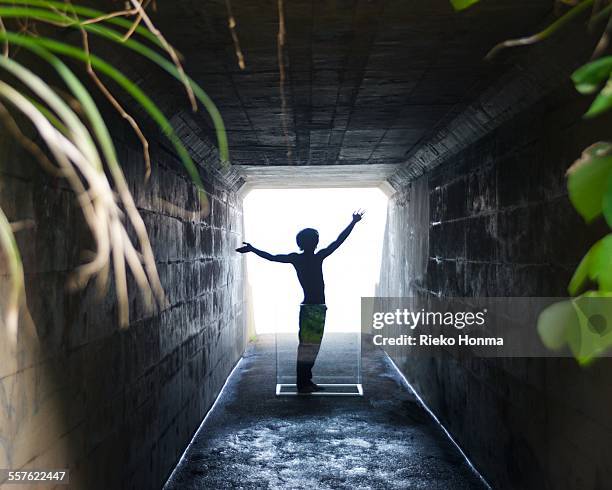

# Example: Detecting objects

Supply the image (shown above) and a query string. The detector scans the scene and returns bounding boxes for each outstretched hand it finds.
[352,209,365,223]
[236,242,254,253]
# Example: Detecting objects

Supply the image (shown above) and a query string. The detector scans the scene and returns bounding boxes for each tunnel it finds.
[1,0,611,489]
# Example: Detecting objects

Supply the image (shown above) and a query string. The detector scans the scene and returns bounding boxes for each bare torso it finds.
[288,252,326,304]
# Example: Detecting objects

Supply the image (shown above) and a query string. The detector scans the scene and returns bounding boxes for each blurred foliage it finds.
[450,0,480,11]
[0,1,229,330]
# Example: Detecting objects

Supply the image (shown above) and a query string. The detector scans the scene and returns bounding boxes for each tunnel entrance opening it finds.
[241,186,388,395]
[241,186,388,336]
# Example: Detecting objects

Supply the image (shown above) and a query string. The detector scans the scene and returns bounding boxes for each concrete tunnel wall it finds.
[377,80,612,489]
[2,5,612,489]
[0,109,247,489]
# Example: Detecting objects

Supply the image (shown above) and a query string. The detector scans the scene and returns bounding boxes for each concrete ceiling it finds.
[152,0,552,169]
[236,164,399,193]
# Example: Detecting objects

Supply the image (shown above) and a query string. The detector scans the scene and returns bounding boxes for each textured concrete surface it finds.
[0,110,247,489]
[388,14,601,187]
[1,2,609,489]
[377,84,612,489]
[92,0,552,168]
[237,164,399,191]
[164,335,484,490]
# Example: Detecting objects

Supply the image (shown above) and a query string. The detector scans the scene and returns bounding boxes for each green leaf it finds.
[603,170,612,226]
[0,32,204,192]
[0,0,161,46]
[26,96,69,136]
[0,8,229,165]
[571,292,612,365]
[572,56,612,94]
[25,43,121,175]
[584,83,612,118]
[537,300,577,350]
[569,247,593,295]
[537,293,612,365]
[0,206,23,332]
[567,148,612,222]
[588,234,612,290]
[570,235,612,294]
[82,22,229,166]
[450,0,480,11]
[0,54,102,170]
[568,233,612,296]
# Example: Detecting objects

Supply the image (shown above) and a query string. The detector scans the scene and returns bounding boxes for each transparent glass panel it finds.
[276,304,362,396]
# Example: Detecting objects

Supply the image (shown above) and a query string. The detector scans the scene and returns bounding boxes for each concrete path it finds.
[164,335,485,489]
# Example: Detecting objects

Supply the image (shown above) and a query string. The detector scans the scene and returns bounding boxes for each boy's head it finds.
[296,228,319,252]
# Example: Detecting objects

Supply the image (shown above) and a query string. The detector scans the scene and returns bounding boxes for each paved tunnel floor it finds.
[164,335,485,490]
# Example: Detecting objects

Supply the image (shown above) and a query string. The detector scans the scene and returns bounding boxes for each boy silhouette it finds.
[236,210,365,393]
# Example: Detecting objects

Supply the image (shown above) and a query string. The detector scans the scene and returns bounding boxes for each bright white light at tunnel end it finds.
[242,187,389,335]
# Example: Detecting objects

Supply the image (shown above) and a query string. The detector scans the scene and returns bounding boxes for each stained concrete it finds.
[95,0,553,168]
[377,84,612,489]
[164,335,485,489]
[0,111,247,489]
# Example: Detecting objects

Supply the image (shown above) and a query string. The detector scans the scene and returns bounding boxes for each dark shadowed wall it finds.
[0,111,247,489]
[377,83,612,489]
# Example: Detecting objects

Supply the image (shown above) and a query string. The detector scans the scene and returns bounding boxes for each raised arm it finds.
[318,210,365,259]
[235,242,295,263]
